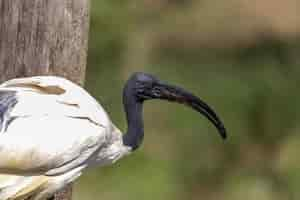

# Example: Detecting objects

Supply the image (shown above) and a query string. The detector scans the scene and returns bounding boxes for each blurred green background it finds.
[74,1,300,200]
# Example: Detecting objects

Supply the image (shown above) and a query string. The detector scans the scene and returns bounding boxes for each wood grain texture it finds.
[0,0,90,199]
[0,0,90,85]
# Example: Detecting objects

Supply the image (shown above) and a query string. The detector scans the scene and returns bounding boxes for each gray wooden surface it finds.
[0,0,89,85]
[0,0,90,199]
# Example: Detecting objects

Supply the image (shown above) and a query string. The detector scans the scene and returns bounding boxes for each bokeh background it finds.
[74,1,300,200]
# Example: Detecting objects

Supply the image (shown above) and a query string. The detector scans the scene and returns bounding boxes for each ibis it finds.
[0,72,226,200]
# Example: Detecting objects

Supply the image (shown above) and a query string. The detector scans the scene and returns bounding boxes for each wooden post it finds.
[0,0,90,199]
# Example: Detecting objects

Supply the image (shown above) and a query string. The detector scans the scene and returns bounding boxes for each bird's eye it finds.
[152,87,161,97]
[137,81,153,89]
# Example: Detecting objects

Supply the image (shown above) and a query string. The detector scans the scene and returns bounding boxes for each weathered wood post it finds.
[0,0,90,199]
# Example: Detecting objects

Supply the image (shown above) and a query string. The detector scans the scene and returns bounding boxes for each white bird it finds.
[0,72,226,200]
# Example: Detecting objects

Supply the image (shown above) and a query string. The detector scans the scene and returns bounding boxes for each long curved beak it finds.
[151,82,227,139]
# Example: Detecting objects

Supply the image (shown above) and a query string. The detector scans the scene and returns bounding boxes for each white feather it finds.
[0,76,131,199]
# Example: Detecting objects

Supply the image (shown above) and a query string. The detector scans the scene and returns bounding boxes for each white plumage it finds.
[0,76,130,200]
[0,73,227,200]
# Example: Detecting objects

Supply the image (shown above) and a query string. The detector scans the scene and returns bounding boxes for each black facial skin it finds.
[122,72,227,150]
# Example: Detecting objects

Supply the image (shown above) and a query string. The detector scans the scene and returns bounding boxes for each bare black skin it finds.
[122,72,227,150]
[46,72,226,200]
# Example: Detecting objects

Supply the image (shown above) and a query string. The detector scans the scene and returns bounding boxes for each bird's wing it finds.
[0,76,111,127]
[0,91,18,133]
[0,115,107,176]
[0,166,83,200]
[0,76,112,176]
[0,174,48,200]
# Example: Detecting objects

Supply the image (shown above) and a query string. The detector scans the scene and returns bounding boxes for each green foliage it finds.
[76,1,300,199]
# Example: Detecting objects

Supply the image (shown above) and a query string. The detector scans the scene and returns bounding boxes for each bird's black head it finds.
[123,72,227,150]
[124,72,163,102]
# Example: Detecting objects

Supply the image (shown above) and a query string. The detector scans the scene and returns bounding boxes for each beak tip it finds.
[219,126,227,140]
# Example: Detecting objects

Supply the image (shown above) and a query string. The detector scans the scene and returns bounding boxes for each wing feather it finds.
[0,76,112,175]
[0,174,50,200]
[0,91,18,133]
[1,76,110,127]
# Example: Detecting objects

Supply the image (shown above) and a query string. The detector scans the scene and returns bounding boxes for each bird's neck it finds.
[122,89,144,151]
